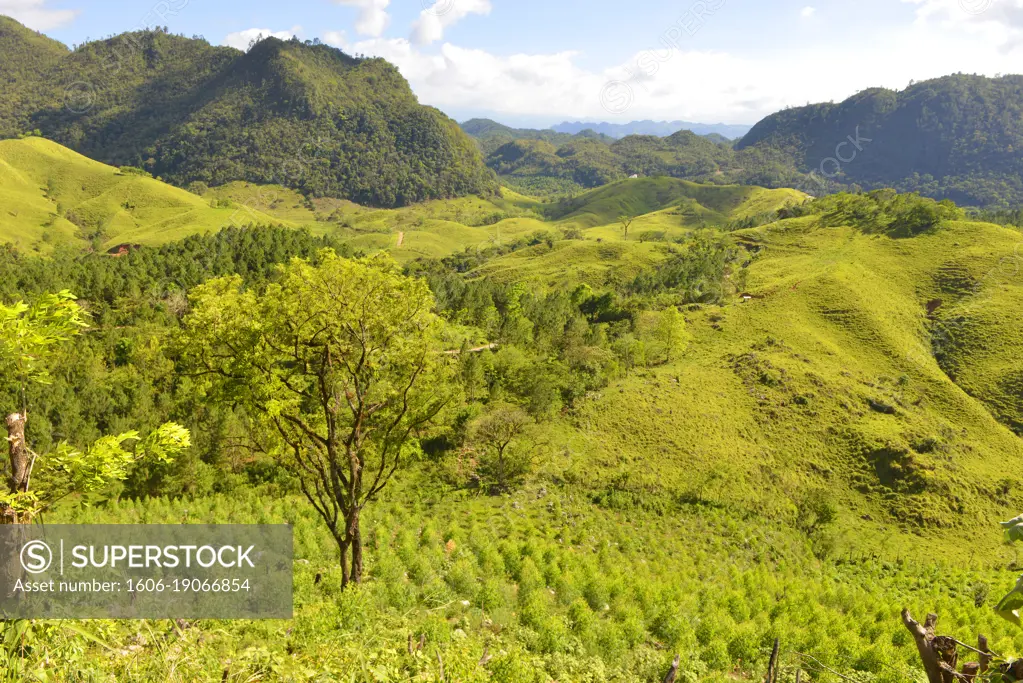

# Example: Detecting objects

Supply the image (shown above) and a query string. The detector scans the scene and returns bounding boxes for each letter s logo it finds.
[21,540,52,574]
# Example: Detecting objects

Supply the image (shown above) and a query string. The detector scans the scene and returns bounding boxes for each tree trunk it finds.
[350,507,363,584]
[2,412,28,525]
[497,445,506,492]
[339,535,351,589]
[902,609,944,683]
[6,412,28,494]
[663,654,680,683]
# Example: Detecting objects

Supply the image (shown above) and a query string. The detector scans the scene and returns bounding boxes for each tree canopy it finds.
[180,251,451,585]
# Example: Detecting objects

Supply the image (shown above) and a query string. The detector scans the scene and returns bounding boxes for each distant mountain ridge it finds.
[468,74,1023,208]
[6,13,1023,209]
[553,120,752,140]
[735,73,1023,206]
[0,16,496,208]
[458,118,766,196]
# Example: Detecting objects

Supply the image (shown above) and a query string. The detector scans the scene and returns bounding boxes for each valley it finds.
[1,10,1023,683]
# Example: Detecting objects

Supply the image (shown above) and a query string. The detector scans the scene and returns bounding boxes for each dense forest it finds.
[736,73,1023,207]
[470,128,802,198]
[0,19,497,207]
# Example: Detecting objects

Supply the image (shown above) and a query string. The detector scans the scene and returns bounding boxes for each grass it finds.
[547,177,805,231]
[456,210,1023,564]
[0,138,548,261]
[475,239,665,288]
[4,138,1023,681]
[0,138,288,252]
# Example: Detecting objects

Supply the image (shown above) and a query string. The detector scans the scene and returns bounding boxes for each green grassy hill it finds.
[0,137,286,252]
[451,185,1023,559]
[0,137,547,258]
[560,217,1023,552]
[4,174,1023,680]
[548,177,805,230]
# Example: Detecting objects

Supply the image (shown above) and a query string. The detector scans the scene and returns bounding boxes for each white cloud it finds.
[800,6,816,18]
[903,0,1023,49]
[322,10,1023,125]
[0,0,77,30]
[333,0,390,37]
[411,0,492,45]
[323,30,347,48]
[223,26,302,52]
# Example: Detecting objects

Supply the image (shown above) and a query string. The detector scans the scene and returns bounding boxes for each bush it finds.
[118,165,153,177]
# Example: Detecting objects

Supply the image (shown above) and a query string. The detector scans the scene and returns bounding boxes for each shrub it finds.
[118,166,153,177]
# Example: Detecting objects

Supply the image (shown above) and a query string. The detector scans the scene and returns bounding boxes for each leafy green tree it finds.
[656,307,690,363]
[468,403,533,493]
[457,341,487,403]
[0,291,189,523]
[500,285,534,347]
[180,251,450,586]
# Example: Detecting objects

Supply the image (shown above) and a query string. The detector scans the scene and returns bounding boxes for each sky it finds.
[4,0,1023,127]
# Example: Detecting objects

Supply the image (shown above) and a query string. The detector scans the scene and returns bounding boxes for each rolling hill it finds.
[0,137,286,252]
[482,131,755,192]
[3,137,1023,678]
[469,75,1023,209]
[562,213,1023,542]
[0,18,497,207]
[410,183,1023,551]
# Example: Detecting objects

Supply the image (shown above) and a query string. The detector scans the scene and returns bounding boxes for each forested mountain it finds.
[0,15,69,137]
[552,119,751,139]
[736,73,1023,206]
[0,18,497,207]
[480,127,802,195]
[467,75,1023,207]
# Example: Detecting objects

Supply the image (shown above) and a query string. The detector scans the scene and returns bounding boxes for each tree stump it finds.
[902,609,991,683]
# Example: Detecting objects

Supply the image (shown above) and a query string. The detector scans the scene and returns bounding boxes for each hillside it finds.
[0,19,497,207]
[737,73,1023,207]
[480,129,803,198]
[401,184,1023,545]
[484,132,736,189]
[565,215,1023,538]
[0,136,552,258]
[468,75,1023,209]
[546,176,803,229]
[3,166,1023,679]
[0,15,68,137]
[0,137,285,252]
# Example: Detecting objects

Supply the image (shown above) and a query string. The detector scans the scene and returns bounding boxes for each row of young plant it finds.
[10,484,1020,682]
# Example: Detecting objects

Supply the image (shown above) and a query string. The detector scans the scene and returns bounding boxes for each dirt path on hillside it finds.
[396,231,404,247]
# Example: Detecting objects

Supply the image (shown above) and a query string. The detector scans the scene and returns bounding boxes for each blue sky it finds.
[5,0,1023,126]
